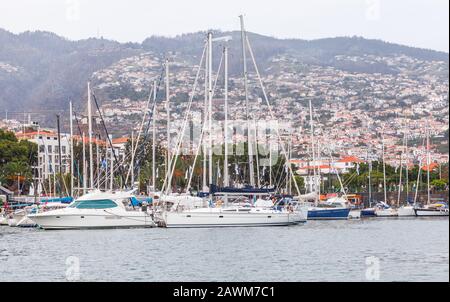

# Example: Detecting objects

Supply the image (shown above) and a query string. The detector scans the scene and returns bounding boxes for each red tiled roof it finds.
[338,156,362,163]
[421,163,439,172]
[112,137,129,144]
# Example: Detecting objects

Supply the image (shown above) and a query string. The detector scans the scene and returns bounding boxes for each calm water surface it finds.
[0,218,448,282]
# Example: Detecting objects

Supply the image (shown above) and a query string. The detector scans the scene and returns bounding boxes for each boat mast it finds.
[69,101,74,197]
[208,32,213,187]
[131,130,135,187]
[426,124,431,205]
[405,131,409,201]
[367,149,372,207]
[382,135,387,203]
[165,59,171,192]
[82,132,87,195]
[309,99,317,198]
[110,135,114,191]
[397,132,405,207]
[104,143,108,191]
[203,41,208,192]
[152,80,157,192]
[239,15,255,187]
[56,114,63,198]
[96,134,100,190]
[223,45,230,187]
[87,82,94,190]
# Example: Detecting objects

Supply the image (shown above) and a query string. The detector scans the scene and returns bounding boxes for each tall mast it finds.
[131,131,135,187]
[69,101,74,197]
[82,132,87,195]
[309,99,317,197]
[56,114,63,198]
[239,15,255,187]
[110,135,114,191]
[152,80,157,191]
[223,45,229,187]
[202,42,208,191]
[405,132,409,201]
[87,82,94,190]
[367,149,372,207]
[208,32,213,187]
[165,59,171,191]
[104,143,108,191]
[426,125,431,205]
[269,137,273,187]
[96,134,100,190]
[397,132,405,207]
[382,135,387,203]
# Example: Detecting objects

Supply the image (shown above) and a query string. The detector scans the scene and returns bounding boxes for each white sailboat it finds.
[158,17,307,228]
[397,131,416,217]
[414,127,449,217]
[375,135,398,217]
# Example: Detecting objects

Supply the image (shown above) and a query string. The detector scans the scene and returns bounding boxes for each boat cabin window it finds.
[69,199,118,209]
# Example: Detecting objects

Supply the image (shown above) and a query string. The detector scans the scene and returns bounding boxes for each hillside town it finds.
[1,49,448,194]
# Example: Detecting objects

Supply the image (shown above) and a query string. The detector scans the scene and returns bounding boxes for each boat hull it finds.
[28,211,156,230]
[375,209,398,217]
[307,208,350,220]
[163,211,300,228]
[361,209,376,218]
[16,216,38,227]
[414,208,449,217]
[397,206,416,217]
[349,210,361,220]
[0,216,7,225]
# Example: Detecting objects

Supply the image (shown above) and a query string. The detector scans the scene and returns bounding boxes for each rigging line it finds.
[73,111,84,137]
[125,73,161,185]
[244,35,301,197]
[124,68,165,184]
[130,67,166,176]
[161,42,207,195]
[91,93,126,187]
[186,118,206,193]
[167,42,223,194]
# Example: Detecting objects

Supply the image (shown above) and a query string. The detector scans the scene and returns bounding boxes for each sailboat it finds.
[397,131,416,217]
[375,135,398,217]
[414,127,449,217]
[160,17,306,227]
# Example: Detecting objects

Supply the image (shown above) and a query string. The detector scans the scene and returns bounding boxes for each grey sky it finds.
[0,0,448,52]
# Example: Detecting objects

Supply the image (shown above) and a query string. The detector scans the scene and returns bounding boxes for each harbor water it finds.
[0,218,448,282]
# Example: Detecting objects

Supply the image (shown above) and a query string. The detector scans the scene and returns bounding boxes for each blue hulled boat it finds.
[307,197,351,220]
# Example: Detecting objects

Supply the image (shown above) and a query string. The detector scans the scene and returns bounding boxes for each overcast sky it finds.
[0,0,448,52]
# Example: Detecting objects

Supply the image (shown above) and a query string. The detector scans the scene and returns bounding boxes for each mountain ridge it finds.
[0,28,448,116]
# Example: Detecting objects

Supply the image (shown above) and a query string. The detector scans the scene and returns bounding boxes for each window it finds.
[62,146,67,154]
[39,145,45,153]
[69,199,118,209]
[47,145,52,153]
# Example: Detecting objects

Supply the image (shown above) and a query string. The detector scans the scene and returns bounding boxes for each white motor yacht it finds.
[28,190,156,230]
